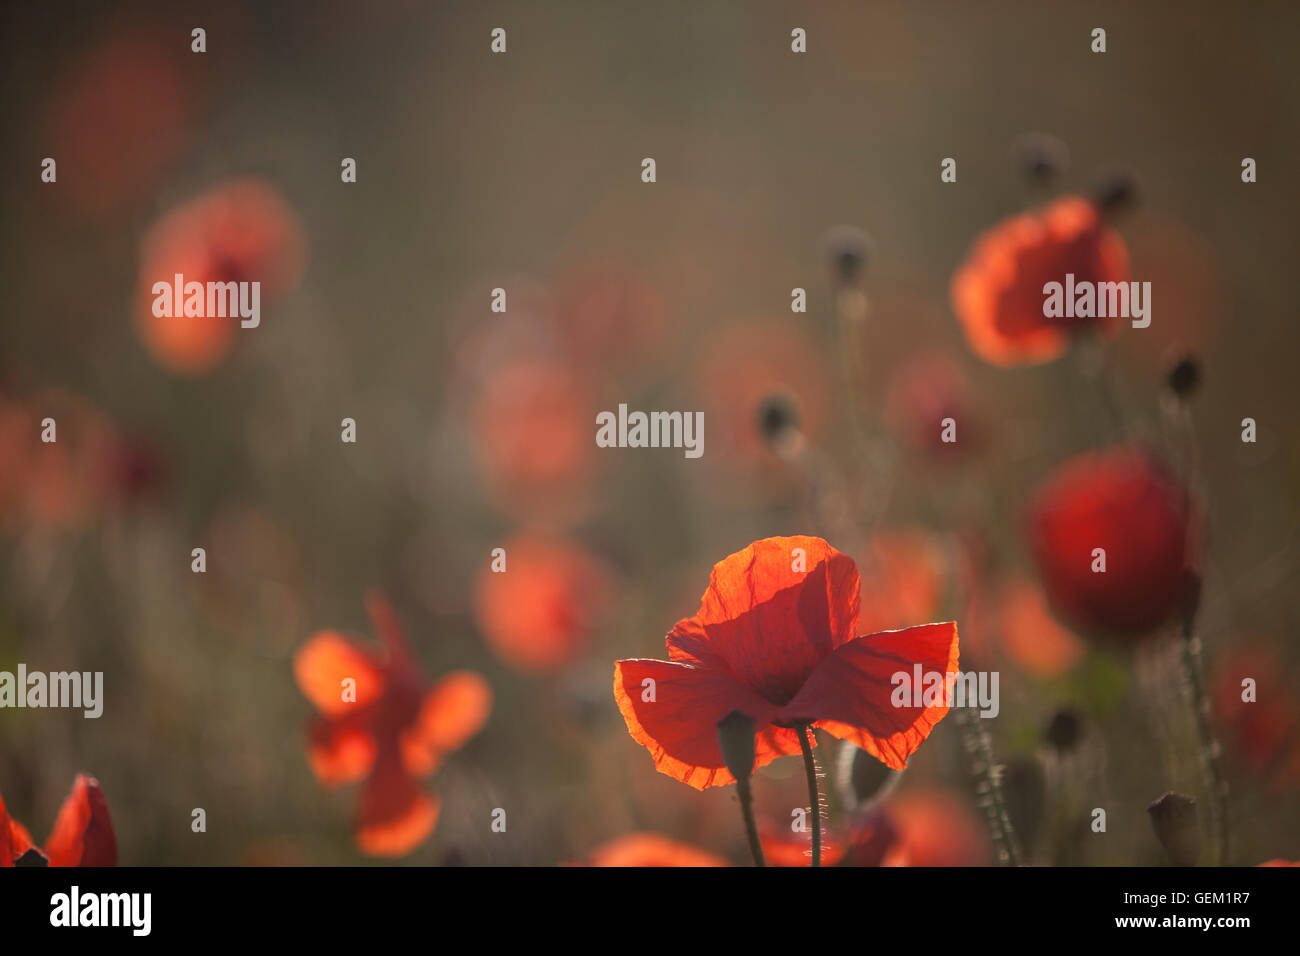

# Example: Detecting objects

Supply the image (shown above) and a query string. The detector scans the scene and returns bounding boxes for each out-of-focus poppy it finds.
[474,534,615,675]
[1027,447,1197,638]
[1,390,117,531]
[998,575,1086,677]
[951,197,1129,366]
[294,593,491,857]
[45,30,194,220]
[884,351,987,462]
[614,536,959,789]
[551,265,670,373]
[136,179,306,375]
[881,788,992,866]
[583,832,729,867]
[1257,859,1299,866]
[760,822,848,867]
[1211,641,1297,776]
[857,529,950,636]
[1,774,118,867]
[469,358,596,519]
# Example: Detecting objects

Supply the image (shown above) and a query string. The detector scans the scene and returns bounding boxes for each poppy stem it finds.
[736,776,766,867]
[795,723,822,867]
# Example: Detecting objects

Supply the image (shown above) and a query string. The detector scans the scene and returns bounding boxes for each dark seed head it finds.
[1092,171,1139,215]
[822,225,871,286]
[716,710,758,782]
[757,392,801,446]
[1167,355,1201,399]
[1012,133,1070,186]
[1044,708,1083,753]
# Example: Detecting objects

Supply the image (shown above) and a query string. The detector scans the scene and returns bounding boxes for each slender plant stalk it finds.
[954,704,1022,866]
[1179,612,1229,865]
[736,776,766,867]
[795,723,822,867]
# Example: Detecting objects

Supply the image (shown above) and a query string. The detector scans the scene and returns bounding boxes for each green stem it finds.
[736,776,766,867]
[796,724,822,867]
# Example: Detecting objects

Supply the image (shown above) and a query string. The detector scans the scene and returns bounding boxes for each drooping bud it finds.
[1147,790,1200,866]
[757,392,802,453]
[1092,171,1138,215]
[1012,132,1069,187]
[716,709,758,782]
[1044,708,1084,754]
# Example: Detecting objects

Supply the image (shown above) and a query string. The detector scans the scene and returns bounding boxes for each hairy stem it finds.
[796,723,822,867]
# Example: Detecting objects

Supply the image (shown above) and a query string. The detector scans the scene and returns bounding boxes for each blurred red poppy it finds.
[614,535,959,789]
[474,535,615,674]
[1,774,117,867]
[998,575,1086,677]
[584,832,728,867]
[136,179,305,375]
[551,266,670,373]
[1027,447,1197,638]
[1212,641,1297,776]
[858,529,950,636]
[881,788,992,866]
[952,197,1129,366]
[294,593,491,857]
[469,358,596,519]
[884,351,986,462]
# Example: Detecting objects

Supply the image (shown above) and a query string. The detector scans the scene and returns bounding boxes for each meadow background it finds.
[1,0,1298,865]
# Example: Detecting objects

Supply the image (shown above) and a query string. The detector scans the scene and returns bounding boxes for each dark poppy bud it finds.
[1012,132,1069,186]
[822,225,871,286]
[1147,791,1200,866]
[1092,172,1138,215]
[1167,355,1201,400]
[757,392,801,448]
[837,739,903,809]
[14,847,49,867]
[1044,708,1083,753]
[716,709,757,781]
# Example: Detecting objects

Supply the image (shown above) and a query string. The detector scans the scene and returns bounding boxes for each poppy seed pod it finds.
[757,392,801,448]
[1147,791,1200,866]
[716,710,758,782]
[1012,132,1070,186]
[1167,355,1201,400]
[822,225,871,286]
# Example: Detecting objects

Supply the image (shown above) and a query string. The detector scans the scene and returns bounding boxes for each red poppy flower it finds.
[293,593,491,857]
[136,179,305,375]
[1027,447,1198,638]
[1,774,117,867]
[951,196,1129,366]
[881,788,992,866]
[884,351,987,463]
[613,536,960,789]
[998,575,1086,678]
[474,534,615,674]
[584,832,729,867]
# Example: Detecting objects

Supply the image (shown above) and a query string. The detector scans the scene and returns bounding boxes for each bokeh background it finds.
[2,0,1298,865]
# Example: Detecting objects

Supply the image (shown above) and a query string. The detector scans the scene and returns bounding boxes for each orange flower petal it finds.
[667,535,861,706]
[307,717,378,786]
[587,832,729,867]
[354,752,440,858]
[783,622,960,771]
[0,792,35,866]
[613,659,800,790]
[293,631,385,717]
[42,775,117,867]
[400,671,492,778]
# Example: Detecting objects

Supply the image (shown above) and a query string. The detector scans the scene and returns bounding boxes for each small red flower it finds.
[614,536,959,789]
[1027,447,1198,637]
[294,592,491,857]
[136,179,305,376]
[583,832,729,867]
[1,775,118,867]
[951,196,1129,366]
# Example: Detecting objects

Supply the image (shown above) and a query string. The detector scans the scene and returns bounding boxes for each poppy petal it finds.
[293,631,385,717]
[355,750,440,857]
[306,715,378,786]
[400,670,492,778]
[0,793,35,866]
[587,832,729,867]
[613,658,801,790]
[666,536,861,706]
[780,622,960,770]
[42,775,117,867]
